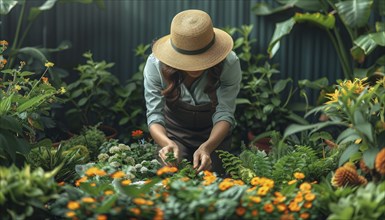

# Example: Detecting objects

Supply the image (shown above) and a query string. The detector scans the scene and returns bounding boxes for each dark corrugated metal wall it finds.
[2,0,380,101]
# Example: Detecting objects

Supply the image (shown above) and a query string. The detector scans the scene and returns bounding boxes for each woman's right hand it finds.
[158,144,180,166]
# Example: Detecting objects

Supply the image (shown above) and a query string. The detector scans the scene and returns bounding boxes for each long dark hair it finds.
[160,61,224,105]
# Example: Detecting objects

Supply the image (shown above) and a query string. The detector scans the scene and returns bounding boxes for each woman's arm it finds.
[194,120,231,172]
[149,123,180,165]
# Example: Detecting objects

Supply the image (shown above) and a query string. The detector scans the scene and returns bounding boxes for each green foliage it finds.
[314,181,385,220]
[27,144,89,182]
[239,149,272,178]
[253,0,385,79]
[216,149,256,183]
[64,51,120,130]
[61,124,107,161]
[0,164,61,220]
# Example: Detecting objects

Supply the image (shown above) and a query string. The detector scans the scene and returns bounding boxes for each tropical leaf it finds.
[335,0,374,28]
[353,32,385,54]
[0,0,18,15]
[268,18,296,58]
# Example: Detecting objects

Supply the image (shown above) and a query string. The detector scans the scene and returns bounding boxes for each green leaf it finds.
[252,2,293,16]
[235,98,251,105]
[362,147,379,169]
[17,47,47,62]
[0,0,18,15]
[354,32,385,55]
[16,94,52,112]
[335,0,374,28]
[0,115,22,133]
[339,144,359,166]
[294,12,336,29]
[283,121,341,139]
[273,79,290,93]
[0,93,13,115]
[353,110,374,142]
[277,0,323,11]
[268,18,296,58]
[336,128,361,144]
[95,194,118,213]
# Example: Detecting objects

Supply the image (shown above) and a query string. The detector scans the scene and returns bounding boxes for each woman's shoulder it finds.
[223,51,239,66]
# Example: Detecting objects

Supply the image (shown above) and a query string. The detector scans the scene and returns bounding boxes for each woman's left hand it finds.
[193,147,212,172]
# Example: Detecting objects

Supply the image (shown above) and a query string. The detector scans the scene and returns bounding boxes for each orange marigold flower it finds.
[131,129,143,138]
[42,76,49,83]
[133,198,153,206]
[156,166,178,176]
[251,210,258,217]
[280,213,295,220]
[288,201,300,212]
[97,215,107,220]
[90,183,96,187]
[75,176,88,187]
[304,193,316,201]
[257,186,270,196]
[66,211,76,218]
[0,40,8,45]
[276,203,287,212]
[121,179,132,185]
[303,202,312,209]
[249,196,261,203]
[85,167,107,177]
[294,172,305,180]
[67,201,80,210]
[263,203,274,213]
[288,179,297,185]
[130,207,141,216]
[299,182,312,192]
[300,212,310,219]
[104,190,114,195]
[375,148,385,175]
[235,206,246,216]
[250,177,260,186]
[218,181,234,191]
[111,171,125,179]
[57,181,65,186]
[82,197,96,203]
[1,59,7,64]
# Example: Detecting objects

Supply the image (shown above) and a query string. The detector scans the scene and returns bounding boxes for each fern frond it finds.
[239,149,272,178]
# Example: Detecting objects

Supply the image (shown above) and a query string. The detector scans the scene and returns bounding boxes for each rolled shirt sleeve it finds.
[143,54,166,127]
[212,51,242,129]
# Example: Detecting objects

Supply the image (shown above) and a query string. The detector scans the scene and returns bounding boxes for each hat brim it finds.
[152,28,233,71]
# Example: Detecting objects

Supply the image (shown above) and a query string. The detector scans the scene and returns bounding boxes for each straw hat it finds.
[152,9,234,71]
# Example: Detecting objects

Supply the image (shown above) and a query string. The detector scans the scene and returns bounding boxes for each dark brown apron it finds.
[164,91,232,176]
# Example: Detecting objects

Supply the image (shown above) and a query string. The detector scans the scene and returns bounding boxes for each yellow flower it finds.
[15,85,21,91]
[250,177,260,186]
[130,207,141,216]
[96,215,108,220]
[0,40,8,46]
[85,167,106,177]
[66,211,76,218]
[288,179,297,185]
[75,176,88,186]
[121,179,132,185]
[299,182,312,192]
[110,171,125,179]
[45,61,54,68]
[325,89,340,104]
[67,201,80,210]
[294,172,305,180]
[304,193,316,201]
[104,190,114,195]
[82,197,96,203]
[249,196,261,203]
[257,186,270,196]
[59,86,66,94]
[263,203,274,213]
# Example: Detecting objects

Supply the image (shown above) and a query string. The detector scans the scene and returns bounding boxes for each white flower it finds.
[151,159,160,165]
[134,164,142,169]
[118,143,130,151]
[97,153,109,162]
[124,156,135,165]
[140,160,148,165]
[110,161,121,167]
[109,146,121,154]
[126,172,135,179]
[126,165,137,173]
[140,167,148,173]
[108,154,119,163]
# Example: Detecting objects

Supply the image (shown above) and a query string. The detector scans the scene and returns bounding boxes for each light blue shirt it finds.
[144,51,242,129]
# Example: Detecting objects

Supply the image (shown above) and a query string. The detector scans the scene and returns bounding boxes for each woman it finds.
[144,9,242,175]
